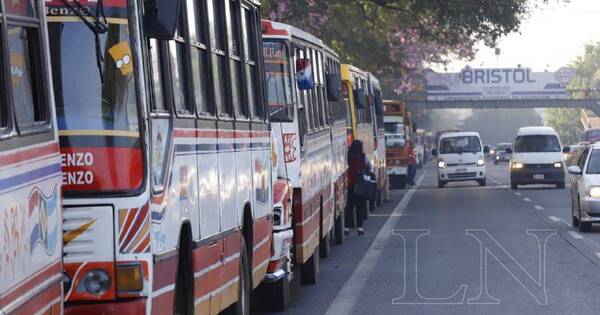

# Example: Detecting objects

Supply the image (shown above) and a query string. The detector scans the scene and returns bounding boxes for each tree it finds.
[262,0,537,93]
[545,108,582,145]
[462,109,543,145]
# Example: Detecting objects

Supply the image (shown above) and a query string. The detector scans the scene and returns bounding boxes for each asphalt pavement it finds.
[256,161,600,315]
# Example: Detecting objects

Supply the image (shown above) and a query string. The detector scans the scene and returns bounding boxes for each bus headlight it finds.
[477,159,485,166]
[438,161,446,169]
[79,269,111,296]
[512,162,524,169]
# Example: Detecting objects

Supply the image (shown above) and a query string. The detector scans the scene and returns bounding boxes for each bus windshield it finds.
[48,18,139,133]
[385,122,406,147]
[264,41,294,122]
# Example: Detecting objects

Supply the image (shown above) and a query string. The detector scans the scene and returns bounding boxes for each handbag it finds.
[354,171,378,201]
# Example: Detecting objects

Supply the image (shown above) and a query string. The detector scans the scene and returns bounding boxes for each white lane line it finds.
[324,173,425,315]
[595,252,600,259]
[549,216,561,222]
[534,205,544,210]
[568,231,584,240]
[523,197,532,202]
[515,192,522,196]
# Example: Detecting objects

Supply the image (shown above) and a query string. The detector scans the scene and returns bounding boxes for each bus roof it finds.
[341,63,368,82]
[262,20,323,47]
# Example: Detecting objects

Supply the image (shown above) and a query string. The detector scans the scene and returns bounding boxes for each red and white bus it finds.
[261,20,347,309]
[0,1,63,314]
[47,0,271,314]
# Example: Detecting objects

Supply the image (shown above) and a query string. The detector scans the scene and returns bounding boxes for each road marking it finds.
[515,192,522,196]
[369,213,422,217]
[595,252,600,259]
[534,205,544,210]
[324,172,425,315]
[568,231,584,240]
[549,216,561,222]
[523,197,532,202]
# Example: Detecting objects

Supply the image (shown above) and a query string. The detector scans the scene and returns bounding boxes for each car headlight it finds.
[587,187,600,198]
[553,162,562,168]
[496,155,500,160]
[512,162,524,169]
[79,269,111,296]
[490,150,495,155]
[477,159,485,166]
[438,161,446,169]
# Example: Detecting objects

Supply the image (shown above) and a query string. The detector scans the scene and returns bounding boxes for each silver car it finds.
[568,143,600,232]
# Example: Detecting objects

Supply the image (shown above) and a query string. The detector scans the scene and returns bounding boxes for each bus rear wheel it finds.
[301,248,320,285]
[334,212,345,245]
[173,230,194,315]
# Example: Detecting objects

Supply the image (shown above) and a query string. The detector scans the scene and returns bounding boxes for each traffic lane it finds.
[349,167,599,314]
[253,184,409,314]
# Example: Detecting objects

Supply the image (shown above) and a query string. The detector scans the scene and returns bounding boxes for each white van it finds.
[433,132,488,188]
[508,126,567,189]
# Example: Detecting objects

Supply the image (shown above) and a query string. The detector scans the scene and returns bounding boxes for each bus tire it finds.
[334,212,345,245]
[173,227,194,315]
[376,189,383,207]
[319,233,331,258]
[301,249,320,285]
[225,236,251,315]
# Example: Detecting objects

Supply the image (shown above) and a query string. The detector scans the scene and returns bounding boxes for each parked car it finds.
[493,142,512,164]
[508,127,568,189]
[433,132,489,188]
[568,143,600,232]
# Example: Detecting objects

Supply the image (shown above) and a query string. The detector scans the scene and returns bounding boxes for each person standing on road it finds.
[345,140,369,236]
[407,148,417,185]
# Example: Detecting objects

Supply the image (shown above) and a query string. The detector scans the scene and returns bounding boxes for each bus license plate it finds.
[533,174,544,180]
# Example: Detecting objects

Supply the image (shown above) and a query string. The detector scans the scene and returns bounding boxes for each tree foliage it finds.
[262,0,536,93]
[545,108,582,145]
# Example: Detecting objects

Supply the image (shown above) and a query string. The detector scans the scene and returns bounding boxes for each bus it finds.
[341,64,385,207]
[367,73,388,205]
[383,100,415,189]
[47,0,271,314]
[261,20,346,309]
[0,1,63,314]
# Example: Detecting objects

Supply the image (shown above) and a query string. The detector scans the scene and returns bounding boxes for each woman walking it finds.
[345,140,370,236]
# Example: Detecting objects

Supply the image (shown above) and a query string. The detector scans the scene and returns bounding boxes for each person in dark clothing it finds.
[345,140,369,235]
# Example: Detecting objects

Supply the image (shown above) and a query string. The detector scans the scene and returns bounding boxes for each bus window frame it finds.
[0,7,9,137]
[188,0,214,118]
[1,0,51,137]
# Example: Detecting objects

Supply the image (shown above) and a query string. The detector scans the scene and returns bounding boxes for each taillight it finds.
[116,263,143,292]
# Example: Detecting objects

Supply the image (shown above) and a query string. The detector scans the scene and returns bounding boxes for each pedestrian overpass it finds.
[404,66,600,115]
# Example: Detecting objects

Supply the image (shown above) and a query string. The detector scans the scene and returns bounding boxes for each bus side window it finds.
[169,1,194,117]
[228,0,246,119]
[188,0,211,116]
[0,15,6,131]
[148,39,169,114]
[210,0,230,116]
[241,5,258,119]
[7,23,48,131]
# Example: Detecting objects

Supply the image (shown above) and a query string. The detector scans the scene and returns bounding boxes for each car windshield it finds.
[48,18,139,133]
[586,149,600,174]
[439,136,482,154]
[264,41,294,122]
[514,135,560,153]
[385,122,405,135]
[497,143,512,150]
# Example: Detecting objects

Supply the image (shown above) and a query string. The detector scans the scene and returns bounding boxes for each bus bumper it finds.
[65,299,147,315]
[387,166,408,176]
[264,229,293,283]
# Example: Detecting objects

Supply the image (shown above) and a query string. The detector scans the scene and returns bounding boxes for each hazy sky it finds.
[442,0,600,72]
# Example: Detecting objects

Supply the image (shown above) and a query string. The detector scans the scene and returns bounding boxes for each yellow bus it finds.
[340,64,387,207]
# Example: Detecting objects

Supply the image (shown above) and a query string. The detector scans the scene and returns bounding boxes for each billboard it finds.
[426,67,575,101]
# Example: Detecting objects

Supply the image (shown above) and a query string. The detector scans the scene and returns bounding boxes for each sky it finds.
[442,0,600,72]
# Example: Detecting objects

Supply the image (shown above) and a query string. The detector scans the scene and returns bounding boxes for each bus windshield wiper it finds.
[59,0,108,83]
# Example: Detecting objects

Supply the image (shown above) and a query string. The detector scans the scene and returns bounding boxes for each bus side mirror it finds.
[296,58,314,90]
[325,73,340,101]
[144,0,180,40]
[431,148,438,156]
[506,148,513,154]
[354,89,366,108]
[483,145,490,154]
[562,146,570,153]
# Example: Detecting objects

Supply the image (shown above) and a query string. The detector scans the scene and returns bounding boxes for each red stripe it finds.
[10,281,61,315]
[120,204,149,252]
[151,292,174,315]
[118,207,138,243]
[0,142,58,168]
[1,260,62,305]
[152,255,177,291]
[133,231,151,253]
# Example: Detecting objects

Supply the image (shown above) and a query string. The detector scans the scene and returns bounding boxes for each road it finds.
[256,161,600,314]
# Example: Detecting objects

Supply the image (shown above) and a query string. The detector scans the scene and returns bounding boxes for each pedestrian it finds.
[407,148,417,185]
[345,140,369,236]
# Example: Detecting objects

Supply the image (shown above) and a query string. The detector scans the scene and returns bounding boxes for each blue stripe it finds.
[0,164,62,191]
